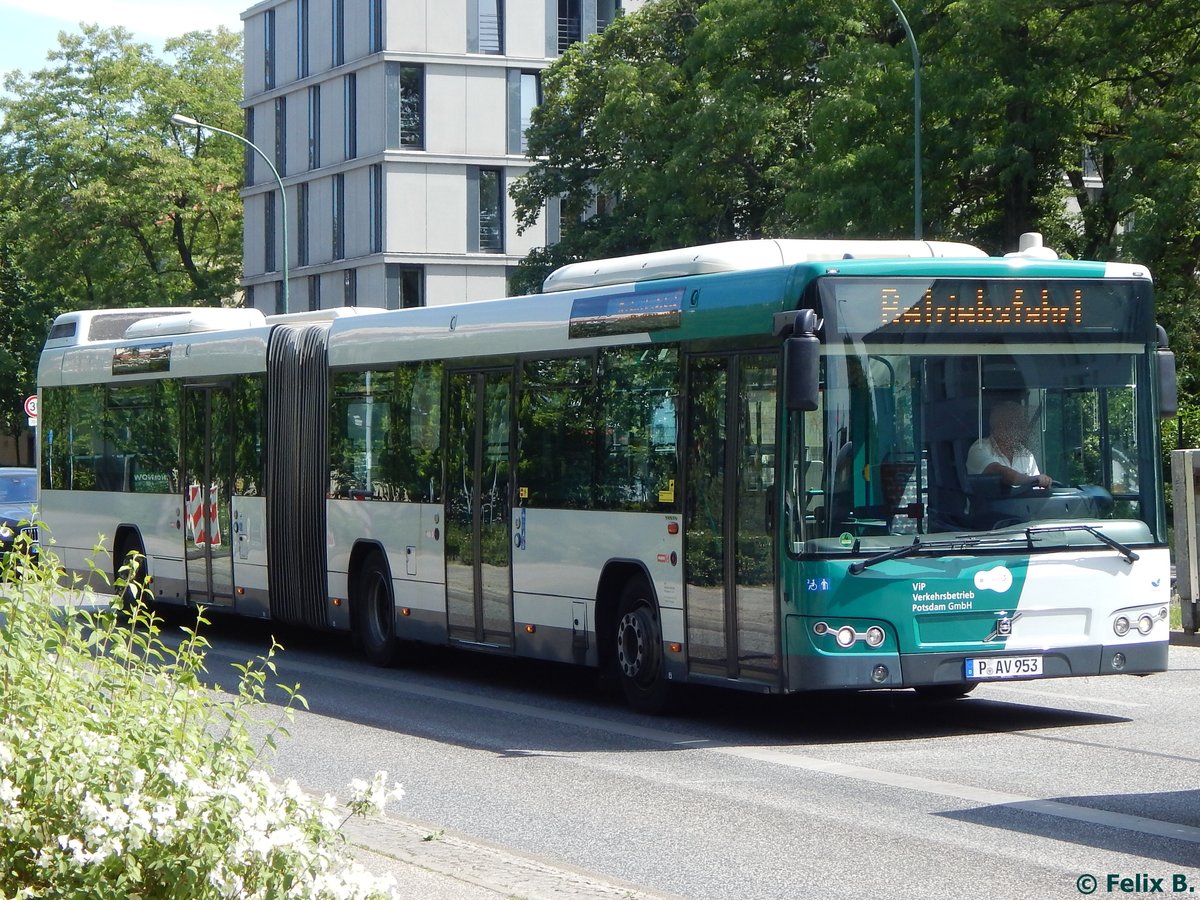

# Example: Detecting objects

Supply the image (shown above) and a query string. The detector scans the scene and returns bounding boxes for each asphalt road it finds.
[189,613,1200,899]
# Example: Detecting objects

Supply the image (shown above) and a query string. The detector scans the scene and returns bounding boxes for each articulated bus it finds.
[37,237,1177,711]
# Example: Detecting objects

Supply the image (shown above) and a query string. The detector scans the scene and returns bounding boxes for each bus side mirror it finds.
[785,334,820,412]
[1158,349,1177,419]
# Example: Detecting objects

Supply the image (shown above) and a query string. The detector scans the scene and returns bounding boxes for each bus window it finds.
[597,346,679,511]
[791,346,1158,549]
[518,355,596,509]
[329,363,443,503]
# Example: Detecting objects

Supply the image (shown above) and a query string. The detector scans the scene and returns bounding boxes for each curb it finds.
[1170,629,1200,647]
[342,812,684,900]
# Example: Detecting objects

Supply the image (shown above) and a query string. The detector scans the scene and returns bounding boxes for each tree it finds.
[0,228,54,462]
[512,0,1200,401]
[0,25,244,458]
[0,25,244,312]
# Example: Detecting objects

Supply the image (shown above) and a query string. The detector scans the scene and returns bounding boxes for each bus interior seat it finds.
[924,399,978,531]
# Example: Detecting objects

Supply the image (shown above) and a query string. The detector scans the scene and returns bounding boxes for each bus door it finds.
[182,384,235,607]
[684,352,779,683]
[445,369,514,647]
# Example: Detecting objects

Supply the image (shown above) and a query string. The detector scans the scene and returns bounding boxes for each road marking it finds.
[207,647,1200,847]
[718,746,1200,845]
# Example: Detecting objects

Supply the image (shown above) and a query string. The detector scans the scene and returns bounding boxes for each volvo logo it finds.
[983,611,1021,643]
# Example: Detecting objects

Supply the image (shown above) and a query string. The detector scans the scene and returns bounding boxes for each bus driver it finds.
[966,401,1053,489]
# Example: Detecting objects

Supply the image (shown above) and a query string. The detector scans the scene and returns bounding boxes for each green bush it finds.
[0,533,403,899]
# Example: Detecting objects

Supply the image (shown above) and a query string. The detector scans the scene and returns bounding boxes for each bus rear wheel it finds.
[615,579,673,714]
[356,550,402,667]
[114,535,150,612]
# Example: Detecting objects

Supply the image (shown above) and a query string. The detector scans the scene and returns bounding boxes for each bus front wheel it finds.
[914,683,978,700]
[355,550,402,667]
[615,579,673,714]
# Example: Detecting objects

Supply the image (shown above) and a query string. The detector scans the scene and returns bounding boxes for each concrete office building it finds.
[239,0,641,313]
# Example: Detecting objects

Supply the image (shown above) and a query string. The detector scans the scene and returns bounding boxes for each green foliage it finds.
[0,25,244,311]
[0,24,244,453]
[513,0,1200,419]
[0,235,54,451]
[0,538,403,898]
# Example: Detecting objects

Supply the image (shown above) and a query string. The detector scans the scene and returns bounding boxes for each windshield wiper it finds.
[1022,523,1140,564]
[848,536,995,574]
[847,524,1139,575]
[848,537,925,575]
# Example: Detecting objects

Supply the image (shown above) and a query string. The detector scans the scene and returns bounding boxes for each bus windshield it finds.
[786,342,1161,555]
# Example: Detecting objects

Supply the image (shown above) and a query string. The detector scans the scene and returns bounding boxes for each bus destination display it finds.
[568,287,684,339]
[825,279,1148,339]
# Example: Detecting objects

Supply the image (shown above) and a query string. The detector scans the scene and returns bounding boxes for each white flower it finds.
[160,758,188,785]
[345,771,403,816]
[0,777,20,808]
[152,800,176,823]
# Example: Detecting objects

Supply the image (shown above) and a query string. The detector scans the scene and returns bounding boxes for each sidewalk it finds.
[343,812,682,900]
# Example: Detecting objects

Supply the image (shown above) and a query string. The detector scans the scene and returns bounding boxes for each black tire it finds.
[614,578,674,714]
[356,550,402,667]
[914,683,978,701]
[114,536,150,611]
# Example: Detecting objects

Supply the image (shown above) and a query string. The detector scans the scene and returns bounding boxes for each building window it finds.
[274,96,287,176]
[369,164,384,254]
[246,284,256,311]
[508,70,540,154]
[597,0,620,32]
[474,0,503,54]
[297,182,309,267]
[275,281,286,316]
[332,0,345,67]
[244,107,255,184]
[343,268,357,307]
[297,0,310,78]
[265,191,277,273]
[264,9,276,89]
[332,173,345,260]
[476,168,504,253]
[558,0,581,54]
[386,63,423,149]
[546,195,562,245]
[307,274,321,311]
[369,0,384,53]
[386,264,424,309]
[344,73,357,160]
[307,85,321,169]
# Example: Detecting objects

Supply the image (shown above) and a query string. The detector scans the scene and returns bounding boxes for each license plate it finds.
[965,655,1043,679]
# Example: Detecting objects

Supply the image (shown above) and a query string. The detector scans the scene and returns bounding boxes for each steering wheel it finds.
[1007,479,1059,497]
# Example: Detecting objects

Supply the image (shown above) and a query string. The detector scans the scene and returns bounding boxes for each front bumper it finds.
[785,640,1167,692]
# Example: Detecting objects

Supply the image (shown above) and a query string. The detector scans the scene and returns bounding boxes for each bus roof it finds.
[541,238,989,292]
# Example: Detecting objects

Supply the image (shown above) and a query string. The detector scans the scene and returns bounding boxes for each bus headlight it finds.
[1112,605,1168,639]
[813,621,889,649]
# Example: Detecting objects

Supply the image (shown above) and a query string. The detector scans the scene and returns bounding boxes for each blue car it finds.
[0,467,38,557]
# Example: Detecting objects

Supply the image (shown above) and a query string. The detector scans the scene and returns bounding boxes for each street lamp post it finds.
[170,112,289,314]
[886,0,922,241]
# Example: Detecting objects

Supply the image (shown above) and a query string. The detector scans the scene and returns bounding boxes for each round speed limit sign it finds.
[24,395,38,419]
